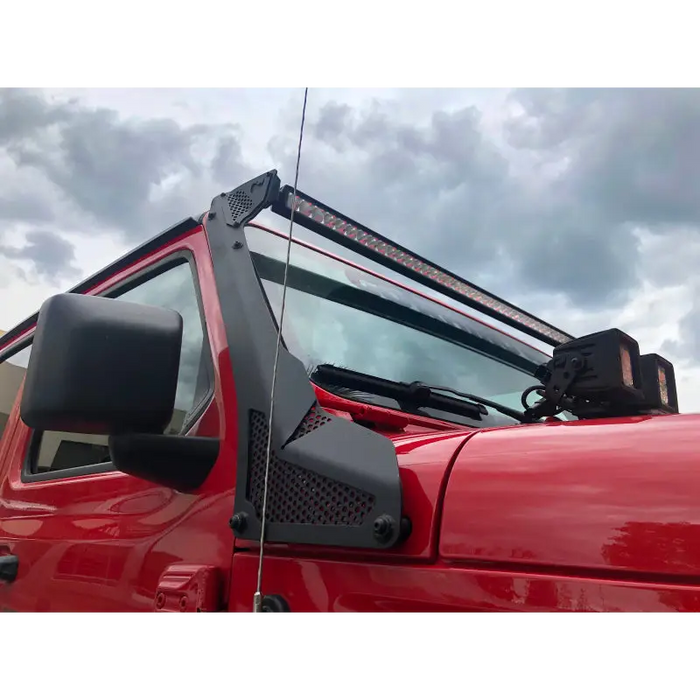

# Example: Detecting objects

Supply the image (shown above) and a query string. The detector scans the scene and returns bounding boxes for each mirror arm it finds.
[108,434,220,492]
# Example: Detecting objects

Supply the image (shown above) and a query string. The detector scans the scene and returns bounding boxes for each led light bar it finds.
[271,185,574,347]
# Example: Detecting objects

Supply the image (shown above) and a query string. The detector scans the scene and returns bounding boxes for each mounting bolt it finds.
[155,592,165,609]
[373,514,396,544]
[261,595,290,612]
[399,516,413,542]
[229,512,248,535]
[233,241,243,250]
[179,596,188,611]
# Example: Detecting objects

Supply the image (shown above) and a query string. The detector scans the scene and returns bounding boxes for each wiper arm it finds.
[415,381,532,423]
[311,365,532,424]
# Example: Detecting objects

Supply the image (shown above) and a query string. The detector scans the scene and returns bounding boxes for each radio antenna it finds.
[253,87,309,613]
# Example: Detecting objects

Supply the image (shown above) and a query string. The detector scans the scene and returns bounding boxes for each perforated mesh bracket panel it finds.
[287,403,332,443]
[246,409,376,526]
[227,191,254,222]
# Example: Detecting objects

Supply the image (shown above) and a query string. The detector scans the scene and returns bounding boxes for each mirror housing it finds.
[21,293,183,436]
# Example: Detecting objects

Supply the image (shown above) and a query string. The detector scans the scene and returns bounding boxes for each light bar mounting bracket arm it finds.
[218,170,282,228]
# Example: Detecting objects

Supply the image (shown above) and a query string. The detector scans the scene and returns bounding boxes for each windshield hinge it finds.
[314,391,409,431]
[349,404,409,431]
[154,564,225,612]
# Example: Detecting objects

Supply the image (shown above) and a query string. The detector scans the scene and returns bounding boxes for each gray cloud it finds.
[271,96,641,310]
[0,230,79,282]
[264,88,700,332]
[504,88,700,359]
[211,134,244,184]
[0,88,252,243]
[505,89,700,230]
[0,193,54,223]
[0,88,70,144]
[275,100,509,241]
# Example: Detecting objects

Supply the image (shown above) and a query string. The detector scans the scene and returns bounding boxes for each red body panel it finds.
[229,553,700,612]
[440,414,700,580]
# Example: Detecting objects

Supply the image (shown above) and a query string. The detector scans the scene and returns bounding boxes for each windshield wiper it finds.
[311,364,532,424]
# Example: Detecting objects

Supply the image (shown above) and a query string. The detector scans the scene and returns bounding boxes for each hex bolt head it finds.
[373,514,395,544]
[229,512,248,535]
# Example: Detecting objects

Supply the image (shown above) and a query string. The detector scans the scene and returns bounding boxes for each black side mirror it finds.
[21,293,183,436]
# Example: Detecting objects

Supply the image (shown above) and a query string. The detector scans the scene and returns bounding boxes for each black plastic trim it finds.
[0,335,33,367]
[260,594,290,612]
[21,433,114,483]
[0,554,19,583]
[0,217,199,351]
[271,187,572,348]
[19,248,216,483]
[108,434,220,492]
[204,172,403,549]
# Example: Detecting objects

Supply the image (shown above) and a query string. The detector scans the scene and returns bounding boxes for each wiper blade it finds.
[312,364,485,421]
[311,365,531,424]
[415,381,532,424]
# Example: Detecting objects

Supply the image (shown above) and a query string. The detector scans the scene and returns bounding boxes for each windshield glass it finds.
[247,226,551,427]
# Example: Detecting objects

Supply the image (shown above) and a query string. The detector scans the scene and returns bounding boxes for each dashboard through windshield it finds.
[247,226,551,428]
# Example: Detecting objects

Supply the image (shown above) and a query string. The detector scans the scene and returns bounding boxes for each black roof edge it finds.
[0,216,200,351]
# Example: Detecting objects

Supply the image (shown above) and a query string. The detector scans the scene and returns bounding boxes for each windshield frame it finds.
[247,223,551,428]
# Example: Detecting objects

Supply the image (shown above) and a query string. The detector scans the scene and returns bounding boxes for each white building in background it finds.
[0,329,28,444]
[0,330,14,439]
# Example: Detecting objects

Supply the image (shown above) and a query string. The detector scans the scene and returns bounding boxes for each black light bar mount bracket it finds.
[205,170,405,551]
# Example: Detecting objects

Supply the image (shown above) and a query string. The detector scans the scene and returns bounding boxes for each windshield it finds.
[247,225,551,428]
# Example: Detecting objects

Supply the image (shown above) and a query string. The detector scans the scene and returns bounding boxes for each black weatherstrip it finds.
[204,171,403,550]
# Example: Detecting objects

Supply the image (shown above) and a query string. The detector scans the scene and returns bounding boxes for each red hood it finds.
[436,413,700,579]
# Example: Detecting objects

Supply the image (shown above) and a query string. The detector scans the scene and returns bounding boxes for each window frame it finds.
[17,248,215,484]
[0,339,33,449]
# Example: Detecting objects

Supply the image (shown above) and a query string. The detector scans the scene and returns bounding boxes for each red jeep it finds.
[0,170,688,612]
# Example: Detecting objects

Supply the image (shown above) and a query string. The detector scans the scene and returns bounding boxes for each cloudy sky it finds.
[2,87,700,410]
